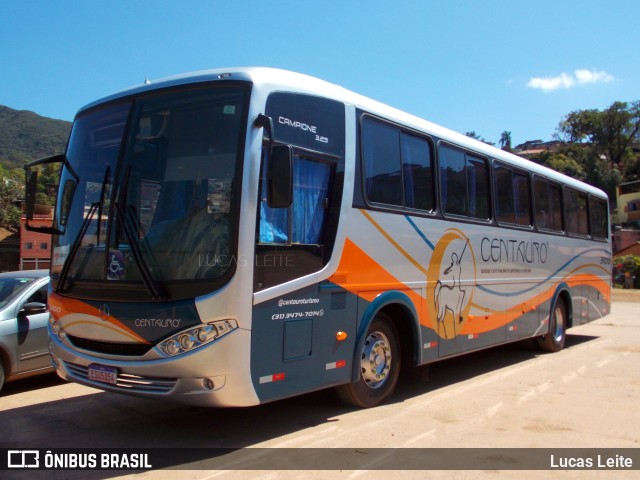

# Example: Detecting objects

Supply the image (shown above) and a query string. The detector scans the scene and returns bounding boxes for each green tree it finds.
[553,100,640,200]
[464,131,494,146]
[0,170,24,231]
[465,131,484,141]
[499,131,512,152]
[537,151,587,180]
[556,101,640,168]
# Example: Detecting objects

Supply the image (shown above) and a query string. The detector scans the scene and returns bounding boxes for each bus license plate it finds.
[88,364,118,385]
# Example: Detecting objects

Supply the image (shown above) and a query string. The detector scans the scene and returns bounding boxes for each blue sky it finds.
[1,0,638,147]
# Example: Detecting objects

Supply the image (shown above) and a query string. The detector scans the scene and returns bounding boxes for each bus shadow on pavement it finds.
[393,332,600,402]
[0,334,600,479]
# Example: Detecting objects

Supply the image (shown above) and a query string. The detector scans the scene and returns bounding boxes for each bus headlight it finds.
[50,320,67,341]
[157,320,238,357]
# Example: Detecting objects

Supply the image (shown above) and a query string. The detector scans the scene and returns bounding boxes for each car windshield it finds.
[51,83,250,301]
[0,277,36,309]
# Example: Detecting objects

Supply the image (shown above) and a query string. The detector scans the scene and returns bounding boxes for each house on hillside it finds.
[20,210,52,270]
[513,140,562,159]
[0,228,20,272]
[612,180,640,256]
[615,180,640,228]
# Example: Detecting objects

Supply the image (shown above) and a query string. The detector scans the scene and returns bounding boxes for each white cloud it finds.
[574,69,614,85]
[526,69,614,92]
[527,73,574,91]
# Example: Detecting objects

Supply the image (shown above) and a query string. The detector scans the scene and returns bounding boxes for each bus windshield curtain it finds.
[292,157,330,244]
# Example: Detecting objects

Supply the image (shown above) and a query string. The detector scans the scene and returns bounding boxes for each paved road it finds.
[1,301,638,479]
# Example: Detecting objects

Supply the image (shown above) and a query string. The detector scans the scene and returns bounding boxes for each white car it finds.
[0,270,51,393]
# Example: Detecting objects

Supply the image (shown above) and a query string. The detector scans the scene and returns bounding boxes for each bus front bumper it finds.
[48,328,259,407]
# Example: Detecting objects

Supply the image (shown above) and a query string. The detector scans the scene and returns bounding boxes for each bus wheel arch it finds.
[378,302,418,370]
[336,294,420,408]
[538,288,571,353]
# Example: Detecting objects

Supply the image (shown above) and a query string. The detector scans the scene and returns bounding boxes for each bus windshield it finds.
[52,84,250,301]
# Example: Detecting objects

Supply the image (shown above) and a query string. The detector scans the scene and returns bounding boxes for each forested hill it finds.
[0,105,71,170]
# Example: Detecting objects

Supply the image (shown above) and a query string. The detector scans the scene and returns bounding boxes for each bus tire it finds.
[0,358,5,393]
[537,299,567,352]
[335,313,400,408]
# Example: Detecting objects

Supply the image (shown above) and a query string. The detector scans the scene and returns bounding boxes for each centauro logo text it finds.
[134,318,182,328]
[480,237,549,264]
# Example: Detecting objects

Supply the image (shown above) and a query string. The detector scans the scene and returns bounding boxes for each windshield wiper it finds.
[113,201,166,300]
[56,202,99,294]
[57,166,111,294]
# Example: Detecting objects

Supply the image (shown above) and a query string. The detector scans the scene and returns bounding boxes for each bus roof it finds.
[79,67,607,199]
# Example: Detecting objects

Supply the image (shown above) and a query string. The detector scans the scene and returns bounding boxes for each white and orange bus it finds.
[25,68,611,407]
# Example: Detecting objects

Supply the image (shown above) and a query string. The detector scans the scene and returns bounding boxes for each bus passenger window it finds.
[590,197,608,240]
[361,117,435,212]
[534,179,551,229]
[535,179,563,232]
[401,133,434,212]
[440,145,490,220]
[362,121,402,206]
[495,165,531,227]
[440,146,467,216]
[549,184,563,231]
[495,166,514,223]
[565,189,589,236]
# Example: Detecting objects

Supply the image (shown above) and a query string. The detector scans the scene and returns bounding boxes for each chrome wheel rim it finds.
[360,331,392,389]
[553,305,565,342]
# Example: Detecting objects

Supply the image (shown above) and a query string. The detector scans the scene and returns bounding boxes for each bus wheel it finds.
[335,313,400,408]
[537,299,567,352]
[0,358,5,393]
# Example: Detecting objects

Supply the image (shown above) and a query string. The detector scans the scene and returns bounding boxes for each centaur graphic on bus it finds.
[434,233,470,339]
[24,68,611,408]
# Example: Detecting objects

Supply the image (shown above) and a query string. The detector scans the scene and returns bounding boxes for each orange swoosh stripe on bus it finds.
[461,273,610,335]
[49,293,149,344]
[329,237,432,328]
[60,320,148,343]
[331,238,610,337]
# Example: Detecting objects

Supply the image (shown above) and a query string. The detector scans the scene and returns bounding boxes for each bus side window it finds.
[495,164,531,227]
[534,179,550,229]
[590,197,608,240]
[565,188,589,236]
[535,179,563,232]
[440,144,490,220]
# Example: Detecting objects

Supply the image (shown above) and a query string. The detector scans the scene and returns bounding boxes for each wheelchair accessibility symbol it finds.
[108,250,125,279]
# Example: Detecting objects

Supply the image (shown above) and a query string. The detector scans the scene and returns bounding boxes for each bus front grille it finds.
[64,362,177,393]
[67,335,153,357]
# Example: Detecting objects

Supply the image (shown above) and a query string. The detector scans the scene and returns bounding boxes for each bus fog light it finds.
[157,319,238,357]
